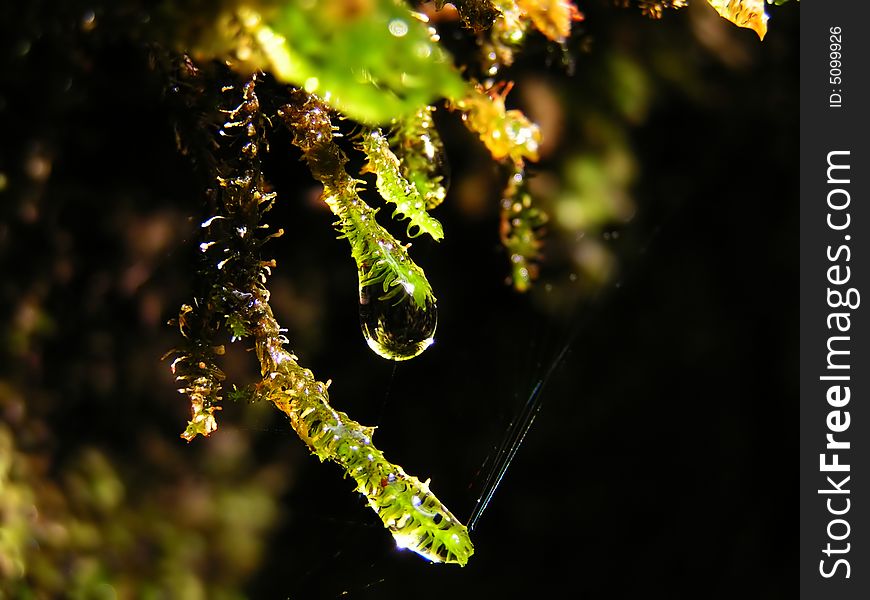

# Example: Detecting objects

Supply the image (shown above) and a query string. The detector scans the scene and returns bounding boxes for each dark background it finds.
[0,1,797,597]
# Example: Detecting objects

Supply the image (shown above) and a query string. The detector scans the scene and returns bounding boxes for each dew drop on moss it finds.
[358,284,436,361]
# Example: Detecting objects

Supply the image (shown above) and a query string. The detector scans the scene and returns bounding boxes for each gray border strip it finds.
[801,1,870,597]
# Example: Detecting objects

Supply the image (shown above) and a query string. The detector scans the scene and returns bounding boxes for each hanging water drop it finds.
[359,283,437,361]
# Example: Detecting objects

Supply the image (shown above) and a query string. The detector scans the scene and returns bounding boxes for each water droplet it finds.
[389,19,409,37]
[414,42,432,59]
[303,77,319,93]
[82,10,97,31]
[359,284,436,361]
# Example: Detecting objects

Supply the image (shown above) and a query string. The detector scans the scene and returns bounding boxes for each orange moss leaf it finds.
[707,0,769,40]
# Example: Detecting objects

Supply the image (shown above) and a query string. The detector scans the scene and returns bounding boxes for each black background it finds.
[0,1,798,597]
